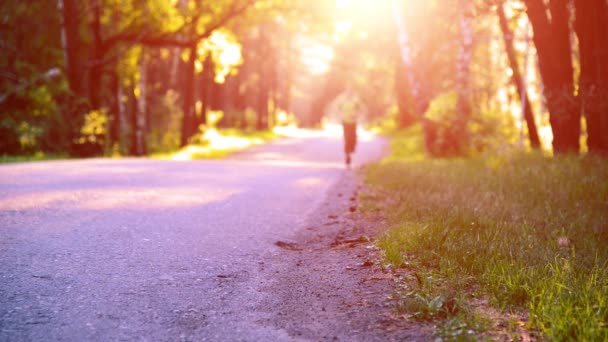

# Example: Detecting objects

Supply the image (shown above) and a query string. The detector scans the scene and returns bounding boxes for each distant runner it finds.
[336,87,363,168]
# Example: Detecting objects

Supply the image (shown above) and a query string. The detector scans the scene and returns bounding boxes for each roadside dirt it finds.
[253,170,434,341]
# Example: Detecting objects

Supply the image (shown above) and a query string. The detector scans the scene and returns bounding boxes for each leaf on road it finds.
[275,240,304,251]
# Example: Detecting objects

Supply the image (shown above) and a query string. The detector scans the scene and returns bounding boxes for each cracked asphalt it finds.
[0,128,430,341]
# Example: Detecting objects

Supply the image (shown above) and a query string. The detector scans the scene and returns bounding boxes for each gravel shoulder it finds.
[253,169,434,341]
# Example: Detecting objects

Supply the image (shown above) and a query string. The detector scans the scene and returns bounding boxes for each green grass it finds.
[366,125,608,340]
[0,152,68,164]
[3,129,280,163]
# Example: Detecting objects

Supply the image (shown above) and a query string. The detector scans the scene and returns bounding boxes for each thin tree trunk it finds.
[392,0,435,154]
[269,46,278,129]
[197,56,212,128]
[497,2,540,149]
[392,2,426,116]
[57,0,83,97]
[256,81,269,130]
[134,56,147,156]
[394,53,416,128]
[575,0,608,155]
[108,72,120,151]
[218,76,232,128]
[170,48,181,90]
[57,0,88,155]
[89,0,103,110]
[282,29,294,116]
[256,26,270,131]
[117,77,127,154]
[180,44,197,146]
[129,84,137,155]
[453,0,474,153]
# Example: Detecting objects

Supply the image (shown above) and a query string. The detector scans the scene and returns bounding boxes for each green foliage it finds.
[468,105,519,154]
[79,109,108,144]
[422,92,464,157]
[368,133,608,340]
[147,90,183,154]
[422,92,519,157]
[0,0,67,155]
[0,82,69,155]
[0,153,68,164]
[393,274,462,321]
[382,124,427,162]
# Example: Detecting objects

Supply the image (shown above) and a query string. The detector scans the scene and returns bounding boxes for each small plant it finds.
[436,317,478,341]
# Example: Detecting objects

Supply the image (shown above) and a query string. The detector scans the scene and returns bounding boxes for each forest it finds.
[1,0,606,158]
[1,1,608,340]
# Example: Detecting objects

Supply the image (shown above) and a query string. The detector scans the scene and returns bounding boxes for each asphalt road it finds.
[0,128,392,341]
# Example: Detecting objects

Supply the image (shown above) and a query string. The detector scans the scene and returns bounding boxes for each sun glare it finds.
[298,37,334,75]
[332,0,394,23]
[196,31,242,83]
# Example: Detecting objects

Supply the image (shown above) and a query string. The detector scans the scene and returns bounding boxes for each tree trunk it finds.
[269,47,278,129]
[280,29,294,117]
[454,0,474,153]
[117,77,127,154]
[57,0,88,155]
[180,44,197,147]
[197,56,212,128]
[256,80,269,130]
[575,0,608,155]
[497,1,540,149]
[129,84,137,155]
[170,48,181,90]
[88,0,103,110]
[256,27,270,131]
[394,53,416,128]
[134,57,147,156]
[57,0,83,97]
[525,0,580,153]
[393,0,434,154]
[109,72,120,151]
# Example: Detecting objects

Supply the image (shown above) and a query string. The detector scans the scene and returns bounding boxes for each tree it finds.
[180,43,198,146]
[57,0,85,98]
[496,0,540,149]
[0,0,69,155]
[453,0,475,153]
[394,53,416,128]
[524,0,580,153]
[574,0,608,155]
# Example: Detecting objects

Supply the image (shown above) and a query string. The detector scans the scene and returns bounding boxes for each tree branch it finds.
[101,0,256,51]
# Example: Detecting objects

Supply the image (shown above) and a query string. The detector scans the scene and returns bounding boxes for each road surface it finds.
[0,128,428,341]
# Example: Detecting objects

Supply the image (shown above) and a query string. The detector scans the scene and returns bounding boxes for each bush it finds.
[421,92,518,157]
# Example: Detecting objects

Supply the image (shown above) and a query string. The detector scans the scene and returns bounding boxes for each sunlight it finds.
[298,36,334,76]
[334,20,353,37]
[331,0,394,29]
[0,187,238,211]
[293,177,326,188]
[273,123,375,143]
[197,31,242,83]
[171,129,265,161]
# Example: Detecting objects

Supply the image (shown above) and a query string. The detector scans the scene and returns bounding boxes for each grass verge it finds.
[365,125,608,340]
[3,129,280,163]
[152,128,281,160]
[0,153,68,164]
